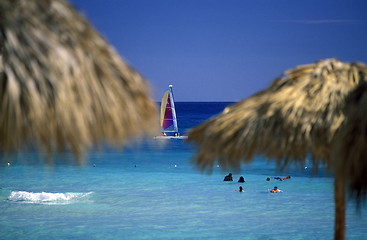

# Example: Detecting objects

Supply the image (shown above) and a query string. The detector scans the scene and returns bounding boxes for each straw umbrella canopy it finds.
[0,0,158,161]
[330,83,367,239]
[332,82,367,202]
[187,59,367,240]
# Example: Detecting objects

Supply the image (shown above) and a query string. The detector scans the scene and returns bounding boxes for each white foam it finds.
[8,191,93,205]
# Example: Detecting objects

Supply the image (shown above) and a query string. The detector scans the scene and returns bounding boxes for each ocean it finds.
[0,102,366,240]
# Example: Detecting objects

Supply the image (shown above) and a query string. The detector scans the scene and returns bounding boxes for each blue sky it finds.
[69,0,367,101]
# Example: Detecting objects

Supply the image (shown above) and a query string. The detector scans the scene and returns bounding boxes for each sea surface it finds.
[1,102,366,240]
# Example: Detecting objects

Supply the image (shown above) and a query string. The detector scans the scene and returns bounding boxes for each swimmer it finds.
[273,176,291,181]
[223,173,233,181]
[236,186,245,192]
[238,176,245,183]
[280,176,291,181]
[269,186,282,193]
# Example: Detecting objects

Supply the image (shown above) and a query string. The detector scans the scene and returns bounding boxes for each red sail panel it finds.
[162,94,174,130]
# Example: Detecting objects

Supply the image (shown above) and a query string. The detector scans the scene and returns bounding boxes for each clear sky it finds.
[69,0,367,102]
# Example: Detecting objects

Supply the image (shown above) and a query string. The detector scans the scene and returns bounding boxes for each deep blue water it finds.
[1,102,366,240]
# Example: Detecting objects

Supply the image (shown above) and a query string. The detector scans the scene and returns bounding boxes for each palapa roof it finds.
[0,0,159,161]
[187,59,367,172]
[332,83,367,201]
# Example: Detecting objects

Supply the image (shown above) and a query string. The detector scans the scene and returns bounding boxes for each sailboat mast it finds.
[169,84,174,100]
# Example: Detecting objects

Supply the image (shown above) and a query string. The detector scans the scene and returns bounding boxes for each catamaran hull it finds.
[154,136,188,140]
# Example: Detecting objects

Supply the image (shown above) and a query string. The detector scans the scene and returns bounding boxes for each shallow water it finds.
[1,103,366,240]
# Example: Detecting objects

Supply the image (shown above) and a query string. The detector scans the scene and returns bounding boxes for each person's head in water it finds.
[270,186,281,193]
[266,177,270,181]
[238,176,245,183]
[239,186,243,192]
[224,173,233,181]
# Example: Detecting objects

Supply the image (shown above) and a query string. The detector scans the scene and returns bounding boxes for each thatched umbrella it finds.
[187,59,367,240]
[332,82,367,202]
[0,0,158,161]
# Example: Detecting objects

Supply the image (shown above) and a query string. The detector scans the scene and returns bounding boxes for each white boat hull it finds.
[154,136,188,140]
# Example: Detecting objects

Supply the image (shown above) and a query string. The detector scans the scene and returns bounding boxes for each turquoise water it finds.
[1,103,366,240]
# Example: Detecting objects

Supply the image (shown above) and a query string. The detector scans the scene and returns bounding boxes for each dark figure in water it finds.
[270,186,282,193]
[224,173,233,181]
[281,176,291,181]
[238,176,245,183]
[266,177,271,181]
[239,186,244,192]
[274,176,291,181]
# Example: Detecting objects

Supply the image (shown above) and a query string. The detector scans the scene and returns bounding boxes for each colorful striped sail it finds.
[160,85,178,133]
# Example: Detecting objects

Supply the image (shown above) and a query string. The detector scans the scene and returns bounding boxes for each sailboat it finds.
[155,85,187,139]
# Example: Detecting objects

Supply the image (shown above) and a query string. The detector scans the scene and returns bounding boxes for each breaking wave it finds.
[8,191,93,205]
